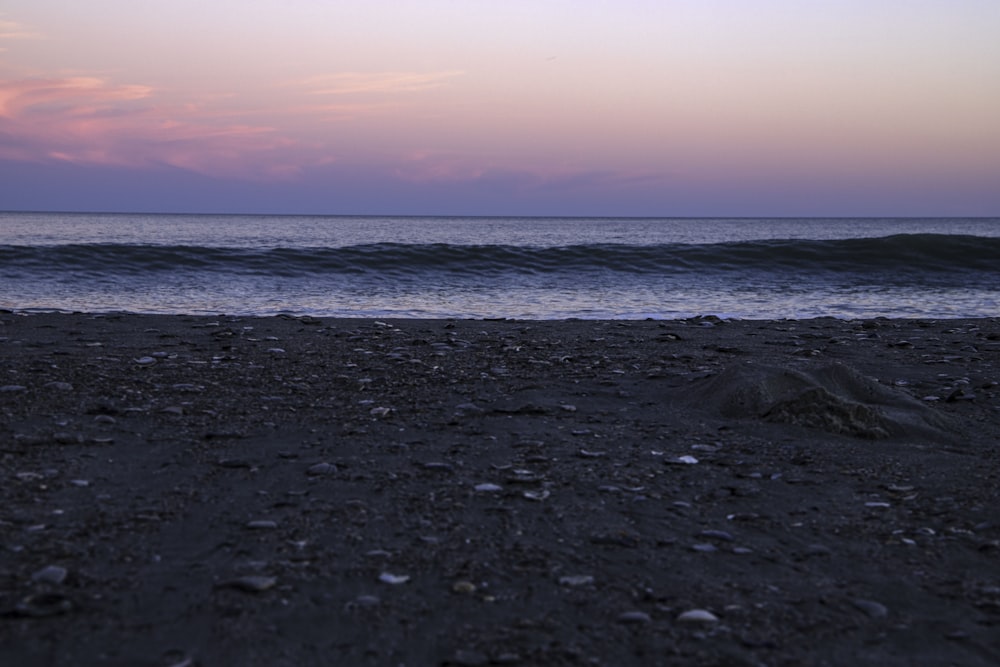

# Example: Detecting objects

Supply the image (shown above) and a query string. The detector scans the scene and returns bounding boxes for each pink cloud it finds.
[0,76,332,179]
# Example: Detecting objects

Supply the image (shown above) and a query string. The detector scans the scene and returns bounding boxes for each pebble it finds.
[353,594,380,608]
[32,565,68,585]
[691,543,717,553]
[558,575,594,587]
[577,449,607,458]
[452,580,477,594]
[523,489,550,501]
[852,598,888,618]
[617,610,651,625]
[134,357,157,365]
[677,609,719,623]
[803,544,832,558]
[474,483,503,492]
[44,382,73,391]
[1,385,27,392]
[379,572,410,585]
[306,462,337,475]
[668,455,699,465]
[219,576,277,592]
[245,520,278,530]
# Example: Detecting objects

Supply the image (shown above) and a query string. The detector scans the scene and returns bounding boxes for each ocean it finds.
[1,212,998,320]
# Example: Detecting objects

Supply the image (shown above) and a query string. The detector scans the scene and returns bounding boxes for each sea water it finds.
[1,213,998,319]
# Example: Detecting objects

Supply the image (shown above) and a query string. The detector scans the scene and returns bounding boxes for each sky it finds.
[1,1,999,216]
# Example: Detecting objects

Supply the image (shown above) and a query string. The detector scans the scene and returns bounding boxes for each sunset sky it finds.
[1,1,998,216]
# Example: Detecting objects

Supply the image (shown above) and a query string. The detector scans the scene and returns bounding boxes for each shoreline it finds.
[2,313,999,665]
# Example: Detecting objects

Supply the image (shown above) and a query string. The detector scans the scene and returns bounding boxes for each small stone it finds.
[134,357,157,365]
[0,385,27,392]
[267,348,285,354]
[245,520,278,530]
[617,610,651,624]
[852,598,888,618]
[354,594,380,607]
[219,576,277,592]
[306,462,337,475]
[379,572,410,585]
[474,483,503,492]
[31,565,68,585]
[577,449,607,458]
[423,462,454,473]
[69,479,90,487]
[452,580,477,594]
[691,543,717,553]
[677,609,719,623]
[523,489,550,501]
[44,382,74,391]
[93,414,116,424]
[670,455,699,465]
[558,575,595,587]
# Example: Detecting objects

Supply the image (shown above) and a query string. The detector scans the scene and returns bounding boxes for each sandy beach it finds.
[1,312,998,666]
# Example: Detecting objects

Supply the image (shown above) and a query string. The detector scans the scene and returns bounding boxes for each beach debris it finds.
[617,610,652,624]
[558,575,594,587]
[677,609,719,623]
[218,576,277,592]
[31,565,68,585]
[379,572,410,585]
[687,361,953,439]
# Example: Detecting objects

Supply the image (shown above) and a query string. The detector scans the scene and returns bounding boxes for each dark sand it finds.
[1,313,998,666]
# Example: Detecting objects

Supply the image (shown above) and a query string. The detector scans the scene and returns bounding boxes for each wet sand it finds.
[1,312,999,666]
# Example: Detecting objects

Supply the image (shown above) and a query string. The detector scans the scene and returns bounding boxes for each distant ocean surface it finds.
[1,213,998,319]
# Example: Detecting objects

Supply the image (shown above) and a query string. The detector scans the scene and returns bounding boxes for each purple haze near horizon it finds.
[1,1,999,216]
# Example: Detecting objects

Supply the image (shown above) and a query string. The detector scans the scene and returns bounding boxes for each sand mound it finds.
[687,362,952,439]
